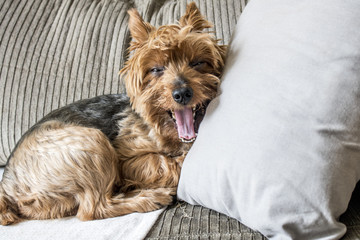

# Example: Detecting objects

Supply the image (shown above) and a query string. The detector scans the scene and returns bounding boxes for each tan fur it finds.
[0,2,226,225]
[114,107,189,192]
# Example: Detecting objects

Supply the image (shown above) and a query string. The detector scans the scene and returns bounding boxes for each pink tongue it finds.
[174,107,196,140]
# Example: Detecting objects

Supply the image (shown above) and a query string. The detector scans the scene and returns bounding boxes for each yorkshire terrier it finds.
[0,2,226,225]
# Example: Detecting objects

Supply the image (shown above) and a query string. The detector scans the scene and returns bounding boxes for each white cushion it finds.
[177,0,360,239]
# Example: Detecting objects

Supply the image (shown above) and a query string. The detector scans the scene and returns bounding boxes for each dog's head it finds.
[121,2,226,143]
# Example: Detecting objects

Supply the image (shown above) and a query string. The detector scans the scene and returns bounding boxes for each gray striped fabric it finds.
[0,0,247,166]
[0,0,129,165]
[147,202,267,240]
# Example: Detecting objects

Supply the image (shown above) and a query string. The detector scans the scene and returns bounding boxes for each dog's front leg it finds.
[119,153,183,191]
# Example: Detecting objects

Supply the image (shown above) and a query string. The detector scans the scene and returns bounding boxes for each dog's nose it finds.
[172,87,193,105]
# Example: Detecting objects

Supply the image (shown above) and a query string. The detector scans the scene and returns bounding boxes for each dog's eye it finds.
[190,61,205,68]
[150,67,165,75]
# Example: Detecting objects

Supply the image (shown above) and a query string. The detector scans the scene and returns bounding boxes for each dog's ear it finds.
[179,2,212,32]
[128,9,154,44]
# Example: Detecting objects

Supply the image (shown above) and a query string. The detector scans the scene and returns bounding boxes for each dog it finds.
[0,2,226,225]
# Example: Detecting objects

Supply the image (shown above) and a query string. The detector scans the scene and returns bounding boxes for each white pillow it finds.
[177,0,360,239]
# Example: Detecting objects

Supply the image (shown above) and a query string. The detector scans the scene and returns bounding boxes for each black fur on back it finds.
[39,94,130,141]
[7,94,130,165]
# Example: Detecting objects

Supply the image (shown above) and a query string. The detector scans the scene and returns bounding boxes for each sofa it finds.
[1,0,360,239]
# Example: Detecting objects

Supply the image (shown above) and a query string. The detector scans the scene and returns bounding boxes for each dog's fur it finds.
[0,2,226,225]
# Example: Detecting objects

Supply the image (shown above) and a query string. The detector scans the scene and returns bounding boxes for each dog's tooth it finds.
[180,137,196,143]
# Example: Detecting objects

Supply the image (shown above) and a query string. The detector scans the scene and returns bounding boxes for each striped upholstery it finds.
[0,0,129,165]
[147,203,267,239]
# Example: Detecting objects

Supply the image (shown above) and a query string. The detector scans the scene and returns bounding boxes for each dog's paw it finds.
[149,187,177,208]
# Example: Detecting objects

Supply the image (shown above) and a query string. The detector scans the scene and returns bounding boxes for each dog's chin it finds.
[167,101,209,143]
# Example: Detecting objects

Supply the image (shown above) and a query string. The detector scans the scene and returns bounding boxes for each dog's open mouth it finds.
[169,103,207,143]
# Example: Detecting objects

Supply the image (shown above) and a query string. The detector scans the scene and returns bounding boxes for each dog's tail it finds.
[0,183,20,225]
